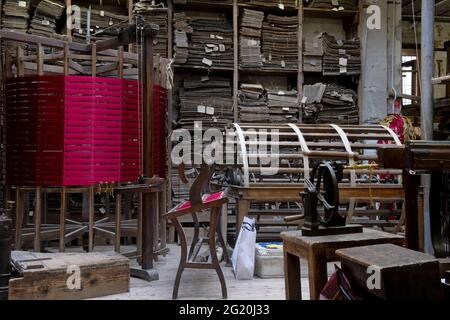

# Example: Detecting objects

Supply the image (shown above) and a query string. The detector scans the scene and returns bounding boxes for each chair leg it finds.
[171,217,188,300]
[217,212,231,265]
[188,212,200,261]
[210,207,227,299]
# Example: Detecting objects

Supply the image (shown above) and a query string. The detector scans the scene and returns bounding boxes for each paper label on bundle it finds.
[216,35,224,40]
[340,66,347,74]
[282,107,290,112]
[278,91,285,96]
[281,60,286,68]
[310,61,317,66]
[249,39,257,46]
[79,29,83,34]
[213,46,219,52]
[206,107,215,115]
[205,47,213,53]
[100,10,105,17]
[339,57,348,66]
[109,19,114,26]
[331,0,339,6]
[202,58,213,67]
[278,3,285,10]
[301,96,308,104]
[219,44,226,52]
[338,6,344,11]
[42,20,50,26]
[201,76,210,82]
[337,39,344,46]
[339,49,346,55]
[213,117,218,123]
[197,105,206,113]
[18,1,27,8]
[210,34,216,39]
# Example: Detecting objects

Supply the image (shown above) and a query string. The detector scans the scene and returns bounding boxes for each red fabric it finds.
[173,191,226,212]
[5,75,142,186]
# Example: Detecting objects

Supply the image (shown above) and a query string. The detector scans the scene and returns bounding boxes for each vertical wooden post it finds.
[88,186,95,252]
[168,0,173,59]
[37,44,44,76]
[159,182,167,253]
[65,0,73,40]
[4,51,12,79]
[16,47,24,76]
[115,193,122,253]
[63,43,70,75]
[59,187,66,252]
[91,43,97,77]
[34,187,42,252]
[297,1,303,124]
[128,0,134,52]
[14,188,22,250]
[118,46,124,78]
[141,26,155,269]
[233,0,239,122]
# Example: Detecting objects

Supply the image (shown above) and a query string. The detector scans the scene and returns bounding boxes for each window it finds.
[402,55,417,106]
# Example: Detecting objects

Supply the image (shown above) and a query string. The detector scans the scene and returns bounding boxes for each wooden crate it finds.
[336,244,443,300]
[9,251,129,300]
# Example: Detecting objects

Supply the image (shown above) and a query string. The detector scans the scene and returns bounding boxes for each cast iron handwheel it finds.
[310,162,340,226]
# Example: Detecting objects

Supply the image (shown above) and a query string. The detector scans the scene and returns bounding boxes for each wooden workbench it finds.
[280,228,404,300]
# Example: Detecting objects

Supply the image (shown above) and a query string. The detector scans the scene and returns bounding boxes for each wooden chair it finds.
[164,162,229,299]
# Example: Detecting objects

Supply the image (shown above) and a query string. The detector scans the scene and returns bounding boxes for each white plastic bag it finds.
[231,217,256,280]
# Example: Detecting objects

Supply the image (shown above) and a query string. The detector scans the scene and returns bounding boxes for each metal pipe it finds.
[0,214,12,300]
[421,0,435,255]
[421,0,435,141]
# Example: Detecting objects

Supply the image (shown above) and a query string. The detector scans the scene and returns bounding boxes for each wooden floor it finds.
[86,244,338,300]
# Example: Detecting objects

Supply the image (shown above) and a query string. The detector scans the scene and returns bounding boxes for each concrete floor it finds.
[90,244,339,300]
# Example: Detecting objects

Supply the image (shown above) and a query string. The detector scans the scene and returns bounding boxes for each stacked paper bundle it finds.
[1,0,30,33]
[241,0,298,9]
[303,35,323,73]
[238,84,269,123]
[239,9,264,68]
[29,0,65,38]
[186,13,234,69]
[302,83,358,124]
[322,33,361,76]
[178,76,234,130]
[73,5,128,43]
[305,0,358,10]
[173,12,192,64]
[266,89,299,123]
[134,1,168,57]
[302,82,327,123]
[262,14,298,71]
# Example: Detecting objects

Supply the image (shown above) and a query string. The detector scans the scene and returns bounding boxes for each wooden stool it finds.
[281,228,404,300]
[164,163,229,299]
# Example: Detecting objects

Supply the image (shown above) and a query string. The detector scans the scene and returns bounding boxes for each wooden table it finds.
[280,228,404,300]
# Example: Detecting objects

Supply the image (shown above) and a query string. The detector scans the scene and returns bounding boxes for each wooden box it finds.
[336,244,443,300]
[9,251,130,300]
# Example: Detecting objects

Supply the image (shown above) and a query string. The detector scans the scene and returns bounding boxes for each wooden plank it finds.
[34,187,41,252]
[91,43,97,77]
[59,187,66,252]
[37,44,44,76]
[115,193,122,253]
[336,244,443,300]
[88,186,94,252]
[9,251,129,300]
[298,0,303,123]
[16,46,24,76]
